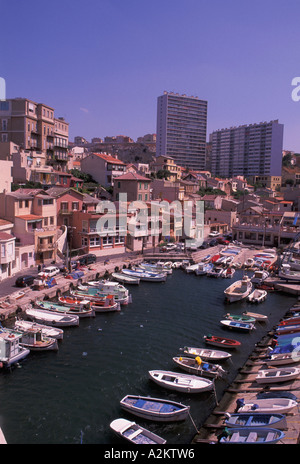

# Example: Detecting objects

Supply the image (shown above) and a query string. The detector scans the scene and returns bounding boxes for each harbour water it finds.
[0,268,296,444]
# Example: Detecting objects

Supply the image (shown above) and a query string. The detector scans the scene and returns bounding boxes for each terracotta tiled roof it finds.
[114,172,150,181]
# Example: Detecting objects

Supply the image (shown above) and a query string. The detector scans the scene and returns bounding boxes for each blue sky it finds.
[1,0,300,150]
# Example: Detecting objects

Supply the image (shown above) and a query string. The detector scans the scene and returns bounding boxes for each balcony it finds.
[37,242,55,252]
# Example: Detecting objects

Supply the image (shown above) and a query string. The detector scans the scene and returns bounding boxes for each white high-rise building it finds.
[210,120,284,178]
[156,91,208,171]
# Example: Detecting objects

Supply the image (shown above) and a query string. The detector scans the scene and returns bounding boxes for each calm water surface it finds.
[0,269,296,444]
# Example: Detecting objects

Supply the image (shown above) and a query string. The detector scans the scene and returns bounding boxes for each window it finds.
[72,202,79,211]
[90,236,100,247]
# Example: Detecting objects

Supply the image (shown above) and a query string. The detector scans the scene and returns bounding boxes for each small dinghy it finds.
[255,367,300,384]
[236,397,298,414]
[220,320,255,332]
[25,306,79,327]
[181,346,232,362]
[172,356,226,378]
[243,311,268,322]
[225,313,256,323]
[219,427,285,444]
[248,289,267,304]
[264,352,300,366]
[204,334,241,349]
[224,276,253,303]
[111,272,140,284]
[120,395,190,422]
[224,412,287,430]
[110,418,166,444]
[148,370,213,393]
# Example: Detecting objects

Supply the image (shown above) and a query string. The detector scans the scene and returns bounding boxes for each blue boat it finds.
[224,413,287,430]
[120,395,190,422]
[220,320,255,332]
[219,427,285,444]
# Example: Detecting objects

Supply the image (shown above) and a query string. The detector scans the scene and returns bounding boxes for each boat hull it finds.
[148,370,213,393]
[110,418,166,444]
[120,395,190,422]
[224,413,287,430]
[219,427,285,444]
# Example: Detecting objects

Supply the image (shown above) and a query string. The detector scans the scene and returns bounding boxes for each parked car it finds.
[38,266,60,278]
[209,231,220,237]
[209,239,218,247]
[199,240,209,249]
[78,254,97,265]
[15,275,35,287]
[217,237,230,245]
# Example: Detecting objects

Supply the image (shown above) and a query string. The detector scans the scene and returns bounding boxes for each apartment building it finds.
[113,172,151,202]
[81,153,127,187]
[150,155,181,182]
[156,91,208,171]
[210,120,284,178]
[0,98,69,170]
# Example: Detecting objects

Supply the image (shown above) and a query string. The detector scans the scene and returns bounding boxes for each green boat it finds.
[224,313,256,323]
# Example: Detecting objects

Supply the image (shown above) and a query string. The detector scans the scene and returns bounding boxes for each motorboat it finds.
[25,306,79,327]
[224,276,252,303]
[255,367,300,384]
[263,352,300,366]
[121,268,167,282]
[224,313,256,323]
[220,319,255,332]
[148,370,213,393]
[14,319,64,340]
[194,262,213,276]
[251,269,269,285]
[181,346,232,362]
[110,418,166,444]
[247,289,267,304]
[120,395,190,422]
[222,267,235,278]
[207,266,223,278]
[172,356,226,378]
[278,264,300,282]
[18,327,58,351]
[243,311,268,322]
[203,334,241,349]
[139,261,172,274]
[219,427,285,444]
[0,328,30,368]
[80,280,131,304]
[36,299,95,318]
[185,263,200,273]
[111,272,140,284]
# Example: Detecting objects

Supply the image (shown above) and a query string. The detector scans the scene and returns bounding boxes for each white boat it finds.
[83,280,131,304]
[256,367,300,384]
[111,272,140,285]
[185,263,199,273]
[244,258,254,267]
[181,346,232,362]
[243,311,268,322]
[224,276,252,303]
[237,398,298,414]
[110,418,166,444]
[222,267,235,278]
[14,319,64,340]
[220,319,255,332]
[0,328,30,368]
[25,306,79,327]
[121,268,167,282]
[148,370,213,393]
[207,266,223,278]
[219,427,285,444]
[279,264,300,282]
[172,356,226,378]
[120,395,190,422]
[251,269,269,285]
[139,261,172,274]
[247,289,267,304]
[36,299,95,318]
[264,352,300,366]
[17,327,58,351]
[194,262,213,276]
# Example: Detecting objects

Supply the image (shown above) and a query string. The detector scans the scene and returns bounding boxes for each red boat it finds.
[210,254,221,263]
[279,317,300,326]
[203,334,241,349]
